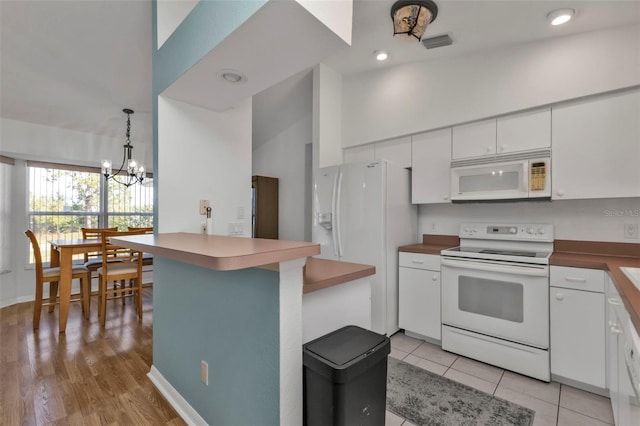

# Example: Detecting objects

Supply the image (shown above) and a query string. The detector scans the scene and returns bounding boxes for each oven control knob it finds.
[464,227,470,234]
[509,227,516,234]
[537,228,545,235]
[527,228,534,234]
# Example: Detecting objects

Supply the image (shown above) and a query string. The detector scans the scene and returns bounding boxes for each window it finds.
[27,162,153,264]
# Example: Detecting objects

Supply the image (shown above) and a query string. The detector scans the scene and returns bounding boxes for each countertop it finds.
[398,234,460,255]
[303,257,375,294]
[111,232,320,271]
[550,239,640,335]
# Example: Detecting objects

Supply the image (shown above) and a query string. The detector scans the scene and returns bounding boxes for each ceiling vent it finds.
[422,34,453,49]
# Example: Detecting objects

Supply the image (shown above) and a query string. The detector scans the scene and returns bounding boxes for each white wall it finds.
[158,96,252,236]
[342,24,640,147]
[419,198,640,244]
[0,117,153,169]
[253,115,312,242]
[253,70,313,242]
[313,63,344,168]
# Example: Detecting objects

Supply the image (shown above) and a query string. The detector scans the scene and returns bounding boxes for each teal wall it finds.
[154,257,280,424]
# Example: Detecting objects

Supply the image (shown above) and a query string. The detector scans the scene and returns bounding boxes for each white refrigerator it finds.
[313,160,417,335]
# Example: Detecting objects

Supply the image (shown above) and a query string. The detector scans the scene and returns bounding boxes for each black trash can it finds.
[303,325,391,426]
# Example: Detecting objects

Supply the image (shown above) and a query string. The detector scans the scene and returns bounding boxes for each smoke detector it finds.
[422,34,453,50]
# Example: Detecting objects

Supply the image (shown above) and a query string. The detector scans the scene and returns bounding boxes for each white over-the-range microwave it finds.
[450,150,551,202]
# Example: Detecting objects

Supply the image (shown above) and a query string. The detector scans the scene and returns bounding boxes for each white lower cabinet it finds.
[398,253,441,341]
[550,266,606,388]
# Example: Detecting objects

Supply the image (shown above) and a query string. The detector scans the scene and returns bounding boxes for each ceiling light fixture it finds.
[547,8,575,26]
[391,0,438,42]
[218,69,246,83]
[375,50,389,61]
[101,109,145,188]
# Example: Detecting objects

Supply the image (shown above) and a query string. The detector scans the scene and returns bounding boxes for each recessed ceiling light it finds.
[547,8,575,26]
[375,50,389,61]
[218,69,246,83]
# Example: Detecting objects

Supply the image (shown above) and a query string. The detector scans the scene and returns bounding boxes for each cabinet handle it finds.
[499,144,507,152]
[557,189,565,197]
[443,196,449,200]
[608,297,623,306]
[564,276,587,283]
[412,260,425,264]
[555,292,564,300]
[432,275,438,281]
[609,320,618,328]
[610,326,622,334]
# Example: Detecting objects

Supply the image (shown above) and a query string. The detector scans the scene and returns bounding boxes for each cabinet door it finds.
[552,90,640,200]
[374,136,411,168]
[411,129,452,204]
[452,119,496,160]
[550,287,605,388]
[399,267,441,340]
[497,109,550,154]
[343,145,375,164]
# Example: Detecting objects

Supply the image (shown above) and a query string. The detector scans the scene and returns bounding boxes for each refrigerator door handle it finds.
[335,170,344,258]
[331,172,339,258]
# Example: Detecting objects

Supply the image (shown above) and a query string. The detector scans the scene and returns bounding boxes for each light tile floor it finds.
[386,332,614,426]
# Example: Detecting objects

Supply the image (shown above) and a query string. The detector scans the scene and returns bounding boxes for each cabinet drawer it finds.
[399,252,440,271]
[550,266,605,293]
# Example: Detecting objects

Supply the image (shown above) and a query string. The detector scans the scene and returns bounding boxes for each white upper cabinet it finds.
[343,144,375,164]
[411,128,452,204]
[497,109,551,154]
[552,90,640,200]
[452,119,496,160]
[374,136,411,168]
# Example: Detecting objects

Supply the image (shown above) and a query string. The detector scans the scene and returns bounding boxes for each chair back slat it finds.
[100,230,147,279]
[127,226,153,234]
[81,227,118,262]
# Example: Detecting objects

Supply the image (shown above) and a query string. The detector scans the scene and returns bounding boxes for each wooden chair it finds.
[128,227,154,267]
[81,227,118,278]
[24,230,90,329]
[97,230,146,326]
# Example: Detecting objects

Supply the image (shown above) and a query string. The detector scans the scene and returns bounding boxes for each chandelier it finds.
[101,108,145,188]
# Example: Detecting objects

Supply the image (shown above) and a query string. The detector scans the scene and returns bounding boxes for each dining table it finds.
[49,238,102,333]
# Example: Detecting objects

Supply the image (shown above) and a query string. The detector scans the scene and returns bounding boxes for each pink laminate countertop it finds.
[398,234,460,255]
[303,257,375,294]
[112,233,319,271]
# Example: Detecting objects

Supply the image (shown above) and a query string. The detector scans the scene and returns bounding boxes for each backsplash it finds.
[418,198,640,243]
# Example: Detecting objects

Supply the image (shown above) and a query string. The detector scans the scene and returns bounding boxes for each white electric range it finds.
[441,223,554,381]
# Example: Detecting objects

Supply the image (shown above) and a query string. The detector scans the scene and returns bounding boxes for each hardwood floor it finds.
[0,288,186,425]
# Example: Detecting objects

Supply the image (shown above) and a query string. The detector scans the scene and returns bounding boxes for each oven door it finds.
[441,257,549,349]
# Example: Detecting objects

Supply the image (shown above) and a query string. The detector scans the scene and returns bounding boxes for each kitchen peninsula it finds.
[112,233,375,425]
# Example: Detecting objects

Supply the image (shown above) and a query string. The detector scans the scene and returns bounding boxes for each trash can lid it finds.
[304,325,387,366]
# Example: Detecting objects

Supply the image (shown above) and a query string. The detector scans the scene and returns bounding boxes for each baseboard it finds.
[404,329,441,346]
[147,365,207,426]
[551,373,609,398]
[1,295,35,309]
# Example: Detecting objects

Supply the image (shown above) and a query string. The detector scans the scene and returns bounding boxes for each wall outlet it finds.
[201,360,208,386]
[200,222,207,234]
[624,223,639,239]
[199,199,211,215]
[228,222,244,236]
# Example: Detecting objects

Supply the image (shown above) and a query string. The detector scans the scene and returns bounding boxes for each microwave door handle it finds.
[441,258,548,277]
[523,161,529,194]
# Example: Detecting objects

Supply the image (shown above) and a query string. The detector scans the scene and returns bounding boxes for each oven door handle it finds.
[441,258,548,277]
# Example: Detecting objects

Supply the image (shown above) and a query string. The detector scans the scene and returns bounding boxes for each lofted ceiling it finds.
[1,0,639,147]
